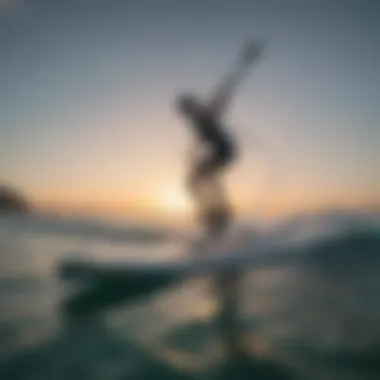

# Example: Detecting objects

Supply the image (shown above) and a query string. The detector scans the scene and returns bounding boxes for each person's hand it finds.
[241,40,265,65]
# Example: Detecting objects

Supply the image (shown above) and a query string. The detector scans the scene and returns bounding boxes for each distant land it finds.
[0,185,31,214]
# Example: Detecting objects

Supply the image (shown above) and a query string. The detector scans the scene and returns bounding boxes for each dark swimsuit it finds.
[192,112,237,177]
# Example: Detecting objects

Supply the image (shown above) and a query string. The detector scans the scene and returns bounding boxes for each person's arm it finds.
[206,40,264,119]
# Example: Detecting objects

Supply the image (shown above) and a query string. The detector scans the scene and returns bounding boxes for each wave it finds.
[1,209,379,255]
[0,212,178,244]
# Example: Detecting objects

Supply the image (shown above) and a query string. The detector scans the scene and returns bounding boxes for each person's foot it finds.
[222,333,271,362]
[227,342,247,359]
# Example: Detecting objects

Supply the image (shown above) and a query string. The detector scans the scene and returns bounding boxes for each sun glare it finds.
[161,185,192,215]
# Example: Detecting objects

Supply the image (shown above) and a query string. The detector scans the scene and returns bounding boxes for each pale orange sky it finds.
[2,1,379,225]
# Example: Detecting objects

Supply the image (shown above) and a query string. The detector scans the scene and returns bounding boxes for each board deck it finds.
[58,235,306,283]
[58,234,315,316]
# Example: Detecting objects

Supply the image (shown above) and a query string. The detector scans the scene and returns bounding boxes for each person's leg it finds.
[215,270,242,356]
[188,147,243,355]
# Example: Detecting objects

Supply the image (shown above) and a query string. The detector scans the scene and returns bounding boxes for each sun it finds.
[161,185,192,215]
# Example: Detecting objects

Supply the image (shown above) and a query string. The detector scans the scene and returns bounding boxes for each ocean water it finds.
[1,211,380,380]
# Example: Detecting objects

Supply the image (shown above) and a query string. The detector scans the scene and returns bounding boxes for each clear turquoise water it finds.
[1,212,380,380]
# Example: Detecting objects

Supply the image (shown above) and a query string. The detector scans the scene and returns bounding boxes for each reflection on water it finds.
[1,212,380,379]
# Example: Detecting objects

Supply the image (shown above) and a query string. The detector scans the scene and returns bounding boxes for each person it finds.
[176,40,264,237]
[176,40,264,357]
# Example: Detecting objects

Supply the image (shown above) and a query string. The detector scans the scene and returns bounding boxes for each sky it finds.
[1,0,379,223]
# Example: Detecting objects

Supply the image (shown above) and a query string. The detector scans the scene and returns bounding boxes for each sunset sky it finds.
[1,0,379,223]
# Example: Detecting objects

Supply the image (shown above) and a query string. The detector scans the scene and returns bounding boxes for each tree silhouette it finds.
[0,185,31,213]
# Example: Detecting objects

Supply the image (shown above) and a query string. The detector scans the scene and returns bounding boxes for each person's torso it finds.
[191,111,232,152]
